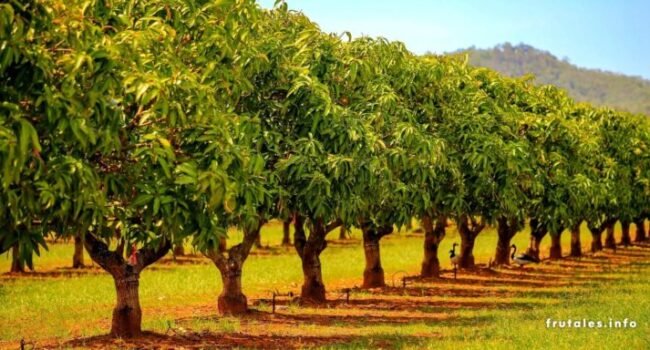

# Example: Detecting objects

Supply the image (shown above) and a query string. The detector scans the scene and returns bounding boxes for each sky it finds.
[258,0,650,80]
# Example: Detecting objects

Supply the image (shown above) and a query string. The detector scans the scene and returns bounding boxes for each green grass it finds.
[0,221,648,349]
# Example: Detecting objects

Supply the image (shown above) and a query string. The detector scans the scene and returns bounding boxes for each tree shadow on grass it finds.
[62,331,445,350]
[366,284,572,300]
[63,331,358,349]
[178,309,496,330]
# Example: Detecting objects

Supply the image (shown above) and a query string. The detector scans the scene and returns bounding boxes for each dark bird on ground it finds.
[450,243,460,279]
[510,244,540,267]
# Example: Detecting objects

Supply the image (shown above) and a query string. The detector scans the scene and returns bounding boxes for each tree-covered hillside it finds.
[451,43,650,115]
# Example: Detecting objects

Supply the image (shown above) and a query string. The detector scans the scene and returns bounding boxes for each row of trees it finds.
[2,0,649,338]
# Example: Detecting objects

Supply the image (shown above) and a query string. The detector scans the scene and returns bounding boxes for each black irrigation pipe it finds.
[251,287,355,313]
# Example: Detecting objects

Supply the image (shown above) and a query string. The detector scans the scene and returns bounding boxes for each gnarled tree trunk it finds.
[282,219,292,246]
[549,232,563,259]
[84,233,170,338]
[254,233,262,249]
[420,214,446,278]
[634,219,647,242]
[494,217,519,265]
[72,236,85,269]
[361,222,393,288]
[590,230,603,252]
[588,220,613,253]
[570,223,582,257]
[339,226,348,240]
[173,243,185,257]
[526,218,547,260]
[619,221,632,246]
[10,244,24,273]
[294,216,341,304]
[206,222,263,315]
[112,272,141,337]
[457,214,485,269]
[604,223,616,249]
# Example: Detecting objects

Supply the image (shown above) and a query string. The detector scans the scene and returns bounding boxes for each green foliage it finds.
[2,1,650,272]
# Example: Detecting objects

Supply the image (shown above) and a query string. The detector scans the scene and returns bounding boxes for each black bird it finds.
[510,244,540,267]
[450,243,460,279]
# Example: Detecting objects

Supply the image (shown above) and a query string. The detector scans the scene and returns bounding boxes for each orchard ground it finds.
[1,222,649,349]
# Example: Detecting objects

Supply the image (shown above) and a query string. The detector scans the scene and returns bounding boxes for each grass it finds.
[0,221,648,349]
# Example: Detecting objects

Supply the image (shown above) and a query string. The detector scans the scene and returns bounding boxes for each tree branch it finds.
[83,232,124,275]
[325,218,343,234]
[293,213,306,258]
[135,239,171,272]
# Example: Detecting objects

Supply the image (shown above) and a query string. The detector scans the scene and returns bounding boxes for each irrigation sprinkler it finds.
[19,338,34,350]
[270,290,294,314]
[342,288,351,304]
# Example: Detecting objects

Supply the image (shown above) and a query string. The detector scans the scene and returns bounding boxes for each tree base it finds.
[301,283,327,304]
[420,261,440,278]
[111,306,142,338]
[604,237,617,249]
[458,256,475,269]
[363,268,386,288]
[217,294,248,315]
[173,245,185,257]
[494,241,511,266]
[634,233,647,242]
[549,245,562,259]
[9,264,25,274]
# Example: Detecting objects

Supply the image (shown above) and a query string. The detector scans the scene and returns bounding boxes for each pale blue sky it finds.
[258,0,650,80]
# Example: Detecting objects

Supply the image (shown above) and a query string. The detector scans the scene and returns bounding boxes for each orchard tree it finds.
[0,0,54,273]
[2,0,266,337]
[438,68,537,266]
[199,120,271,315]
[577,108,623,253]
[629,116,650,242]
[511,84,581,260]
[389,55,463,278]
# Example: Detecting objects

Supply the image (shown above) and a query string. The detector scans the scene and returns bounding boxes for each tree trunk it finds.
[207,224,262,315]
[112,273,142,337]
[457,215,483,269]
[634,219,647,242]
[362,234,384,288]
[84,233,170,338]
[420,215,445,278]
[217,264,247,314]
[494,217,518,266]
[294,218,342,304]
[526,233,543,260]
[526,219,547,260]
[339,226,347,240]
[620,221,632,246]
[589,227,604,253]
[604,224,616,249]
[459,236,475,268]
[72,236,85,268]
[10,244,24,273]
[570,224,582,257]
[173,244,185,257]
[254,233,262,248]
[549,233,562,259]
[282,219,292,246]
[361,223,392,288]
[301,242,327,303]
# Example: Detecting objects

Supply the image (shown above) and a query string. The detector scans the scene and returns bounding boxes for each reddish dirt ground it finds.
[5,243,650,349]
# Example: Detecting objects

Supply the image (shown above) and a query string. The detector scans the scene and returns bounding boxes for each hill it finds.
[451,43,650,115]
